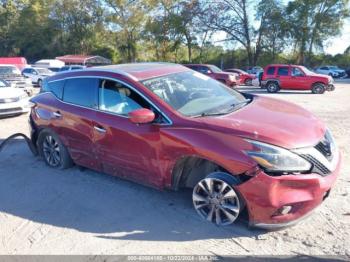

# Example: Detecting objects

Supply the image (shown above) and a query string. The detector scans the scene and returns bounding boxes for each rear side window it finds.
[266,67,276,75]
[277,67,289,76]
[63,78,98,108]
[42,80,65,99]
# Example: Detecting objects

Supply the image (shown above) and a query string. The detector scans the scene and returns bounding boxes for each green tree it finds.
[286,0,350,65]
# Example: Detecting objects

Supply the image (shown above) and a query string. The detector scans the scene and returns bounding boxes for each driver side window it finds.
[98,79,150,117]
[291,67,304,77]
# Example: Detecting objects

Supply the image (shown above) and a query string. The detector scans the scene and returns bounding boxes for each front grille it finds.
[315,141,333,161]
[300,154,331,176]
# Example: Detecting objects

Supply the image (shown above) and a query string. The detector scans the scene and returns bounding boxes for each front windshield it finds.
[208,65,222,73]
[37,68,52,74]
[0,66,21,75]
[142,71,248,117]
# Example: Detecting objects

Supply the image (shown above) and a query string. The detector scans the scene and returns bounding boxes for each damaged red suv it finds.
[29,63,341,229]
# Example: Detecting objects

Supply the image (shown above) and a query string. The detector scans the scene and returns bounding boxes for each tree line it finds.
[0,0,349,68]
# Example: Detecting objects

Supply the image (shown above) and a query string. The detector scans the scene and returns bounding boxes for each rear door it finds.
[276,66,291,89]
[58,77,100,171]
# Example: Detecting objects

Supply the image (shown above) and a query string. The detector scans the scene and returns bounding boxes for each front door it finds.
[290,67,309,90]
[91,78,166,187]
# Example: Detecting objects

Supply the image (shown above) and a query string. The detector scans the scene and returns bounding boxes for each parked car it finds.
[22,67,55,87]
[315,66,347,78]
[0,65,34,96]
[224,68,255,86]
[29,63,340,229]
[0,79,30,117]
[244,66,263,75]
[261,64,335,94]
[183,64,239,87]
[345,67,350,78]
[59,65,86,72]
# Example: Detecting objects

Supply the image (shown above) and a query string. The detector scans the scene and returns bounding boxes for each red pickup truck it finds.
[261,64,335,94]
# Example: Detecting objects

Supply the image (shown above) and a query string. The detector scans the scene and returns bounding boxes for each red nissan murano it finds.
[30,63,341,229]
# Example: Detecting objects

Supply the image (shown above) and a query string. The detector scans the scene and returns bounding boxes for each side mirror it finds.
[206,70,212,74]
[128,108,155,124]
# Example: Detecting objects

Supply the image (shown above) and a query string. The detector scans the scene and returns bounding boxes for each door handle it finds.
[94,126,106,133]
[53,111,61,118]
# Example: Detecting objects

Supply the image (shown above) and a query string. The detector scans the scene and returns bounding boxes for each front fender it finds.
[160,127,257,188]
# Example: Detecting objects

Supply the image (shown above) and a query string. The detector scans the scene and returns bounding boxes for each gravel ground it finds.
[0,82,349,256]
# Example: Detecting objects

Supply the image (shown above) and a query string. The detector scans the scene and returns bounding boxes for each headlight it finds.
[229,75,235,82]
[244,140,312,173]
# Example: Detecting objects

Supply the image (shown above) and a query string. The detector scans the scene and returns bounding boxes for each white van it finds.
[34,59,65,72]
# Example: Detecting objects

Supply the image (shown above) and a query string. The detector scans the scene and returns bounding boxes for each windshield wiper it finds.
[191,99,252,118]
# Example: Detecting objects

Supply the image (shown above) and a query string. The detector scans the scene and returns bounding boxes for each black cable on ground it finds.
[0,133,38,156]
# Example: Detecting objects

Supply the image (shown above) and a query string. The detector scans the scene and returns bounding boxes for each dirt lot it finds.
[0,81,349,256]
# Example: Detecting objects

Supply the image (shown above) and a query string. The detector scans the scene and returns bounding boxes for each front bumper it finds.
[0,99,31,116]
[236,153,341,229]
[326,84,335,91]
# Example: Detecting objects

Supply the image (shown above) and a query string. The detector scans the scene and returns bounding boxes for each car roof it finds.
[267,64,302,67]
[89,63,190,81]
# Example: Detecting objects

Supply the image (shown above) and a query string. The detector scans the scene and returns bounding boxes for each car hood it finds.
[0,87,26,99]
[309,73,332,81]
[198,96,325,149]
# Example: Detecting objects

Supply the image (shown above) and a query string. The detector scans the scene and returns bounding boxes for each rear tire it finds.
[38,130,73,169]
[266,81,280,93]
[312,83,326,94]
[37,79,42,88]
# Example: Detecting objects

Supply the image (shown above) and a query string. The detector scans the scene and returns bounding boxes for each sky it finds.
[325,19,350,55]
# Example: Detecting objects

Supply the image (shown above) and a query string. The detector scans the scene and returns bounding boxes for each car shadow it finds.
[237,87,314,95]
[0,140,268,242]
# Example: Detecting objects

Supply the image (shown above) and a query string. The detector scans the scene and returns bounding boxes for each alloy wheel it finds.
[42,135,61,167]
[267,82,279,93]
[193,178,241,226]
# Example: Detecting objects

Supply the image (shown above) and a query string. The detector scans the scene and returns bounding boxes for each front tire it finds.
[266,81,280,93]
[37,79,42,88]
[192,173,242,226]
[38,130,73,169]
[312,83,326,94]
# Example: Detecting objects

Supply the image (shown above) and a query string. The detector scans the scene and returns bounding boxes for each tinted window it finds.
[60,67,69,71]
[71,67,83,70]
[277,67,289,76]
[41,80,65,99]
[320,67,328,70]
[98,79,150,116]
[22,68,31,74]
[266,67,276,75]
[198,66,210,74]
[63,78,98,108]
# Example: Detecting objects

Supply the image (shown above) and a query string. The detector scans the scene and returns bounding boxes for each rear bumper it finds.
[236,152,341,229]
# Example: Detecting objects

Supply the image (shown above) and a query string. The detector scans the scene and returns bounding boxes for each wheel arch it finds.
[171,155,251,191]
